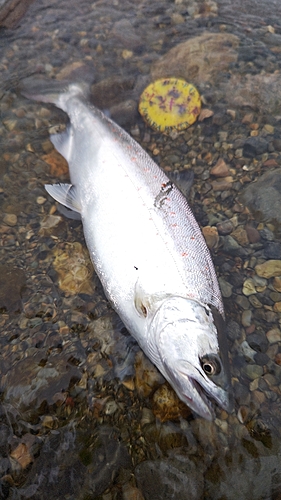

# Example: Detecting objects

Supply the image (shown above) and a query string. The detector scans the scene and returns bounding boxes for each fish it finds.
[22,81,232,420]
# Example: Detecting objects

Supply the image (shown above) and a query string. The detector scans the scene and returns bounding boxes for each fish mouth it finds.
[164,361,230,420]
[162,360,214,419]
[179,374,215,420]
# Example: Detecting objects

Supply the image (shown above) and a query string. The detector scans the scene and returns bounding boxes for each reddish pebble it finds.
[210,157,230,177]
[263,159,279,168]
[245,225,260,243]
[275,353,281,366]
[246,324,256,334]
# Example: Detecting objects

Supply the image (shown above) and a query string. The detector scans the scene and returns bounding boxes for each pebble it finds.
[236,294,250,310]
[216,219,234,235]
[218,277,233,298]
[264,242,281,259]
[36,196,47,205]
[226,320,241,341]
[242,310,252,327]
[245,225,261,243]
[3,213,17,226]
[273,277,281,292]
[210,158,230,177]
[151,383,191,422]
[202,225,219,250]
[255,260,281,278]
[221,235,243,254]
[240,341,257,361]
[242,278,256,296]
[231,226,249,246]
[122,484,145,500]
[247,332,269,353]
[243,364,264,380]
[243,136,268,157]
[273,302,281,313]
[242,113,254,125]
[248,295,263,308]
[211,177,233,191]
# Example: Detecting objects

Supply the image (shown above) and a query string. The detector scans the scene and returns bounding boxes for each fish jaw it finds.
[146,296,232,420]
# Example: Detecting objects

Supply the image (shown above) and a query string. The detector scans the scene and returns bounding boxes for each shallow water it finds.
[1,0,281,499]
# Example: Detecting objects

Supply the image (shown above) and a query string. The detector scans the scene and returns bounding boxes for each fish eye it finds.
[201,355,221,376]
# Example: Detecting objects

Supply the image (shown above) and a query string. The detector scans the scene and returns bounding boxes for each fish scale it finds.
[23,81,232,420]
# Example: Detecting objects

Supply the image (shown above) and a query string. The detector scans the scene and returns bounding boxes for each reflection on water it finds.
[1,0,281,498]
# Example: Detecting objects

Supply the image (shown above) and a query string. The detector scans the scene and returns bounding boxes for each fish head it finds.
[148,296,232,420]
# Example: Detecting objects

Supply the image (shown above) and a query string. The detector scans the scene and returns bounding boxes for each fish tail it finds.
[20,77,91,109]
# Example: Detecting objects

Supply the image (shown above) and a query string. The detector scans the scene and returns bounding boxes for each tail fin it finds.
[20,77,90,109]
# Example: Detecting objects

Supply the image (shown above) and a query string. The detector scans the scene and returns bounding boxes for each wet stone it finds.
[202,225,219,250]
[241,309,252,327]
[151,31,239,85]
[240,168,281,227]
[264,242,281,259]
[248,295,263,309]
[218,277,233,298]
[266,328,281,344]
[151,383,191,422]
[3,213,17,226]
[240,341,256,362]
[245,225,260,243]
[259,227,275,241]
[226,319,241,341]
[19,424,132,499]
[216,219,234,236]
[242,278,256,296]
[255,260,281,279]
[247,332,269,353]
[243,137,268,158]
[221,235,247,257]
[0,264,26,312]
[235,294,250,310]
[135,454,204,500]
[2,352,82,417]
[243,363,263,380]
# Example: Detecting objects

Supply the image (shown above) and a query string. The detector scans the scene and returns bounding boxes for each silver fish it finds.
[23,82,232,420]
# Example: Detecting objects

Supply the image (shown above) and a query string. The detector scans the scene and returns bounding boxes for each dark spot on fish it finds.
[134,266,138,270]
[154,181,173,209]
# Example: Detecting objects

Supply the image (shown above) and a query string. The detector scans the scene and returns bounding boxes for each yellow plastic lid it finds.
[139,78,201,133]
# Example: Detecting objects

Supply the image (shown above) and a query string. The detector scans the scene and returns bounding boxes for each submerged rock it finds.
[0,264,26,312]
[1,351,82,418]
[240,169,281,229]
[151,32,239,85]
[0,0,36,29]
[17,424,132,499]
[223,71,281,115]
[52,242,94,295]
[135,453,204,500]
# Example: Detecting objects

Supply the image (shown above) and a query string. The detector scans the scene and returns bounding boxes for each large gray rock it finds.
[151,32,239,85]
[135,454,204,500]
[239,168,281,229]
[205,443,281,500]
[223,72,281,115]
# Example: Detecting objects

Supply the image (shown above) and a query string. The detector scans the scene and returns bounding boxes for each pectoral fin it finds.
[45,183,81,214]
[50,127,73,162]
